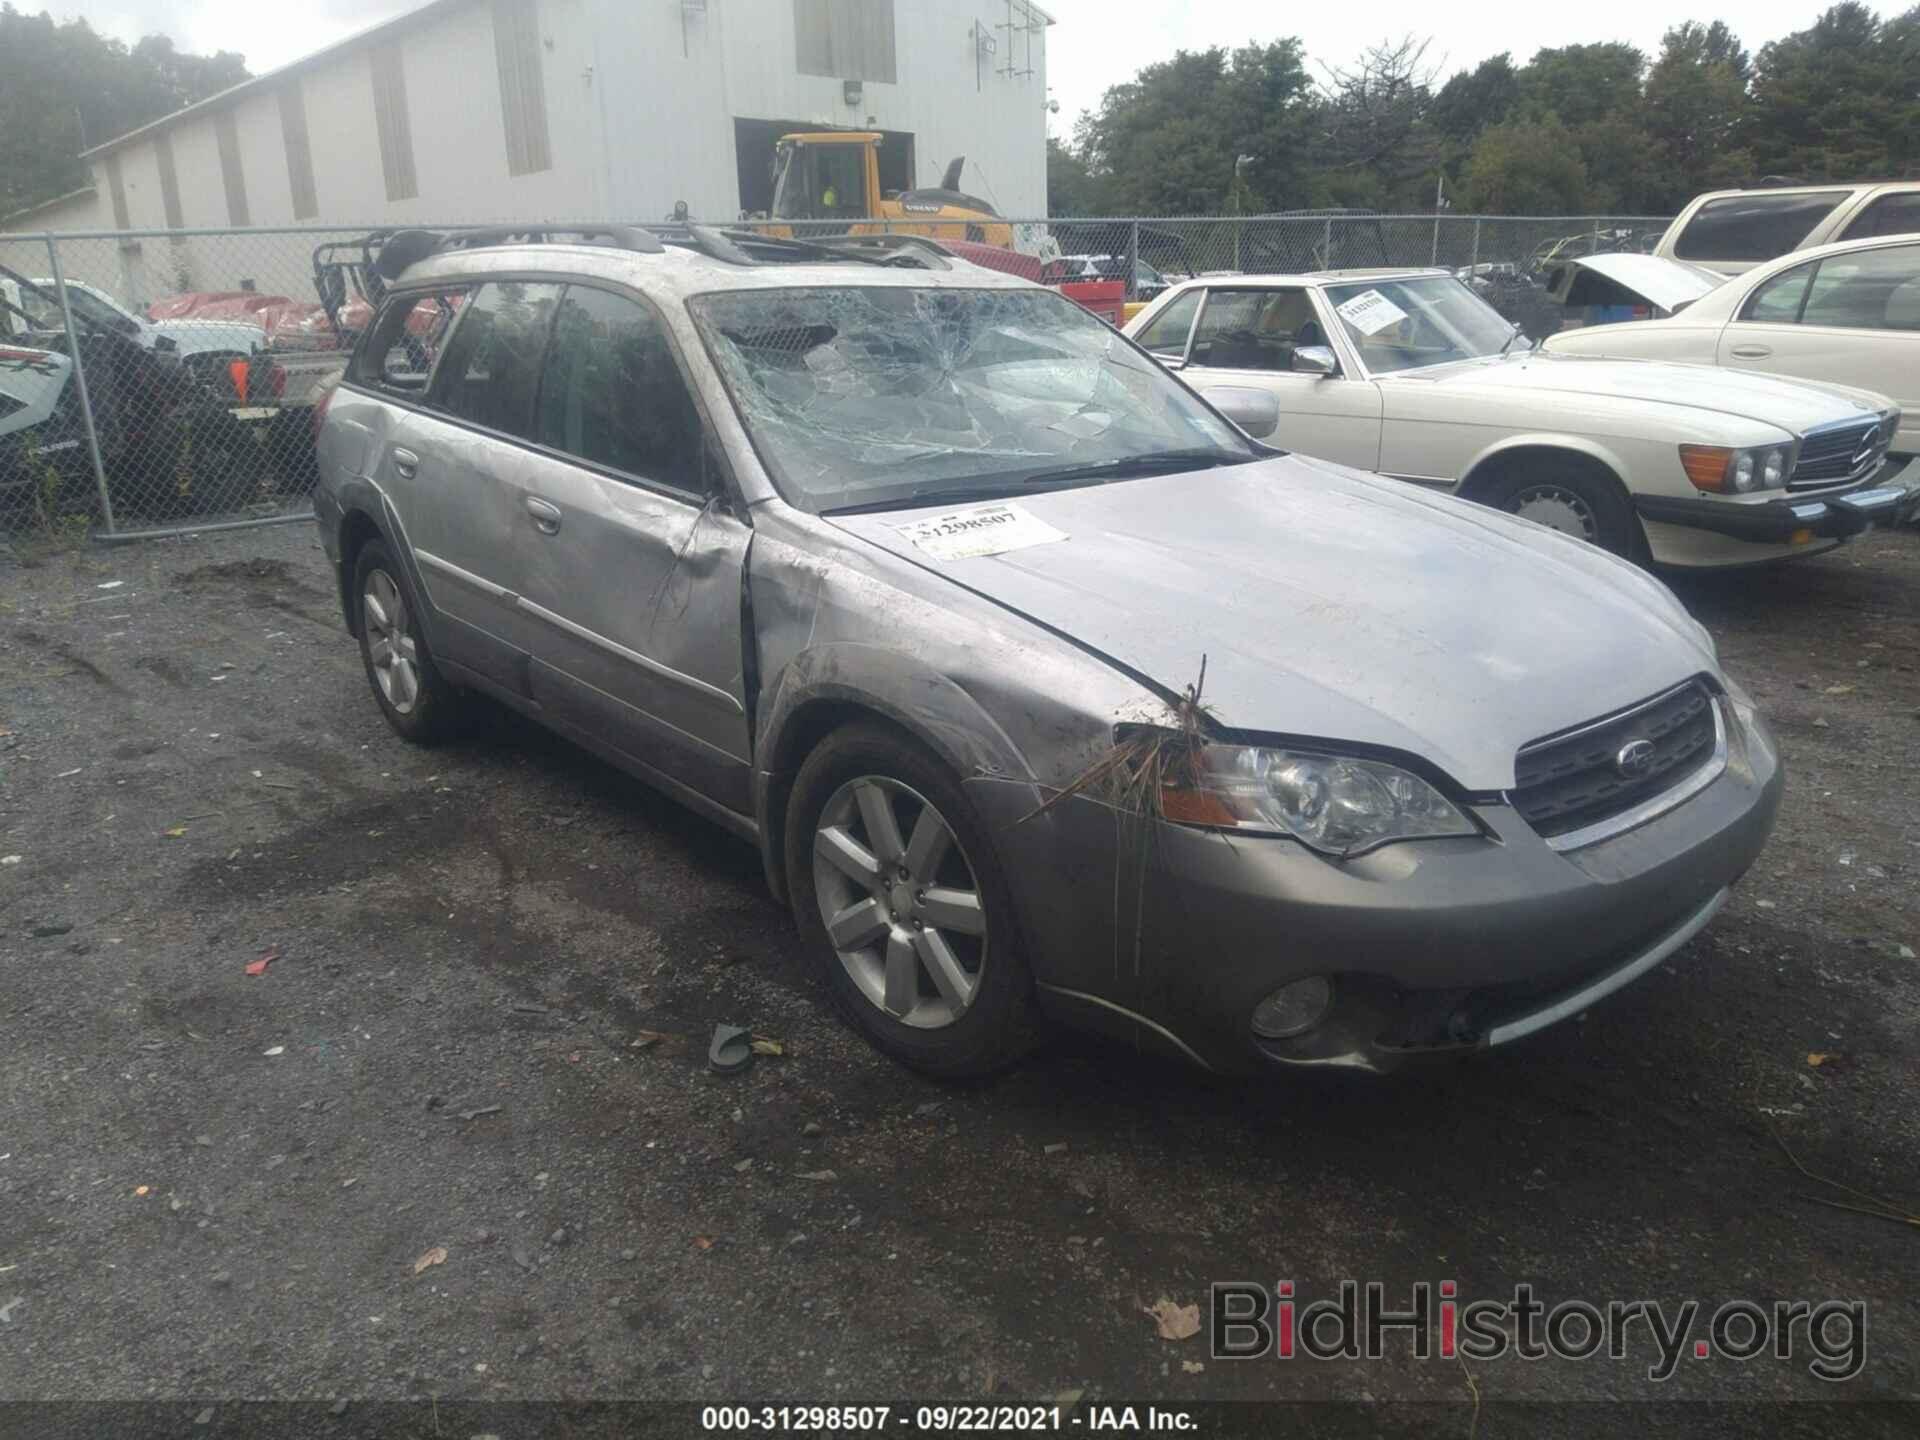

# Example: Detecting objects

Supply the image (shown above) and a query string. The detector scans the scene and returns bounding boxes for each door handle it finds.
[1729,345,1772,359]
[524,496,562,535]
[391,447,419,479]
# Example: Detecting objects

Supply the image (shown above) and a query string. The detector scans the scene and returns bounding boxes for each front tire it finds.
[353,539,467,743]
[1481,458,1640,558]
[785,723,1041,1078]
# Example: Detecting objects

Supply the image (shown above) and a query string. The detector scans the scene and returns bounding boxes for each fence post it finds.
[1470,217,1481,276]
[1126,220,1139,301]
[43,234,118,535]
[1322,215,1332,269]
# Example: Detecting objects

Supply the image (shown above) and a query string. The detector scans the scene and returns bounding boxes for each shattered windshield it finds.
[690,285,1253,511]
[1323,276,1519,374]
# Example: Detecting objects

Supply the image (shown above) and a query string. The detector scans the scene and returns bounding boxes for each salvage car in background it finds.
[1,275,269,386]
[1654,181,1920,276]
[1540,253,1726,328]
[1,273,257,521]
[1124,269,1916,567]
[1544,235,1920,456]
[316,224,1782,1078]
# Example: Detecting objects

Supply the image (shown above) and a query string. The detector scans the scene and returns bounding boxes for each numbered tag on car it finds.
[1334,288,1409,336]
[892,502,1068,561]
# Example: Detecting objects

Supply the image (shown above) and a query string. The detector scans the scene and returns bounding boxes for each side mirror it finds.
[1201,385,1280,440]
[152,334,179,354]
[1293,345,1338,377]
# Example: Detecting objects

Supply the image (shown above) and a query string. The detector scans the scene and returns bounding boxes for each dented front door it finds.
[499,283,754,817]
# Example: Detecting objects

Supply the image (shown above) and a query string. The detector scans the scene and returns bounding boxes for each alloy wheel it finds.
[812,776,987,1030]
[363,568,421,714]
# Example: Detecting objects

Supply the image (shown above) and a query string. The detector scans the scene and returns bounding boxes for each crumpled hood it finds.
[830,456,1718,790]
[148,318,266,356]
[0,344,71,425]
[1401,351,1890,432]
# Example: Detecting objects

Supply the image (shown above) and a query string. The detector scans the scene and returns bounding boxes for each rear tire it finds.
[1479,457,1640,558]
[353,539,468,743]
[785,722,1041,1078]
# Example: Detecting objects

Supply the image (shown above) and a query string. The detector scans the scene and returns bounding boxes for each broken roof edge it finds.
[78,0,469,162]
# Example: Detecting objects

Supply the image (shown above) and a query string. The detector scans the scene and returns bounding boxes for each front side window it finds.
[426,280,561,436]
[1188,289,1320,371]
[1673,191,1848,263]
[691,284,1253,512]
[1840,192,1920,241]
[1741,261,1817,324]
[350,288,466,393]
[535,285,704,490]
[1797,245,1920,332]
[1133,289,1200,358]
[1321,276,1515,374]
[772,144,867,221]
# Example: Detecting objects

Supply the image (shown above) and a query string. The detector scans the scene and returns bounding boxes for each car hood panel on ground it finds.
[1393,352,1889,432]
[830,457,1714,790]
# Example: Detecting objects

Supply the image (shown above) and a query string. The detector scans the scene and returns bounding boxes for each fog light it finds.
[1251,977,1333,1039]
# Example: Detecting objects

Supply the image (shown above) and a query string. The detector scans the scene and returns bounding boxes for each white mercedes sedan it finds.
[1542,234,1920,457]
[1124,268,1917,568]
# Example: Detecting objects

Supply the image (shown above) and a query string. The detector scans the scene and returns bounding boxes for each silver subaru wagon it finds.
[314,226,1782,1077]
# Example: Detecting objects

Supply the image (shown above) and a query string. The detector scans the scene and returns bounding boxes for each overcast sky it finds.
[58,0,1837,132]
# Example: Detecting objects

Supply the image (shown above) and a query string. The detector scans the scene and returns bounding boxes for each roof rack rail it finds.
[650,224,950,270]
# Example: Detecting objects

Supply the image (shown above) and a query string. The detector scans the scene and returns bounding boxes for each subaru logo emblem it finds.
[1614,738,1657,779]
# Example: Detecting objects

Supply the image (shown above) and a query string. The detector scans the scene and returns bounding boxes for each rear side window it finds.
[1840,192,1920,241]
[534,284,704,491]
[1673,192,1849,263]
[350,289,465,393]
[1133,289,1200,357]
[426,280,562,437]
[1798,244,1920,332]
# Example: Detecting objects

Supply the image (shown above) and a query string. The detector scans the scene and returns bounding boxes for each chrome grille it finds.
[1511,680,1720,841]
[1790,416,1892,489]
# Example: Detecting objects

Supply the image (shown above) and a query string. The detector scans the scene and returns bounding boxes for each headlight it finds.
[1679,443,1793,494]
[1159,743,1478,856]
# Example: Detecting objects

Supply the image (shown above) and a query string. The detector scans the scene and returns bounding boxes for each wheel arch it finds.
[1455,436,1634,505]
[330,479,429,640]
[752,652,1043,906]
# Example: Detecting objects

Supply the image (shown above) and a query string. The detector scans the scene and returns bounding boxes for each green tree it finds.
[1744,3,1916,180]
[1643,21,1754,206]
[1431,53,1521,146]
[1046,136,1107,215]
[1518,42,1648,129]
[1514,42,1658,212]
[0,5,247,217]
[1460,116,1592,213]
[1074,40,1319,214]
[1313,36,1441,209]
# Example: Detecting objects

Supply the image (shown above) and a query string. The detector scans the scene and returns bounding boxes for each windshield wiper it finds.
[823,476,1094,516]
[1013,448,1252,488]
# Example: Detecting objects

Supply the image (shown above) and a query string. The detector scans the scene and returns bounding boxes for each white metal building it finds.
[1,0,1050,299]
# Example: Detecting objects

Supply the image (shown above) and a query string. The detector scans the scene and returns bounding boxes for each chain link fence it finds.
[1,212,1670,542]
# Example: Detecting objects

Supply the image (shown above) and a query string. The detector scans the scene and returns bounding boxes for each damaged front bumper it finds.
[972,699,1781,1075]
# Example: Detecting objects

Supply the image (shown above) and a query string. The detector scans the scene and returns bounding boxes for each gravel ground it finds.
[0,520,1916,1432]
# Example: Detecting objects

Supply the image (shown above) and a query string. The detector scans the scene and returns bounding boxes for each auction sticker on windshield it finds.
[1334,289,1409,336]
[892,502,1067,561]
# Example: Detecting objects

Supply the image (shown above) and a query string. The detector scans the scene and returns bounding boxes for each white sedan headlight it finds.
[1162,744,1479,856]
[1680,443,1792,493]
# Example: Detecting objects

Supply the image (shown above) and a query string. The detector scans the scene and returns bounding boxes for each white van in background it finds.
[1654,183,1920,276]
